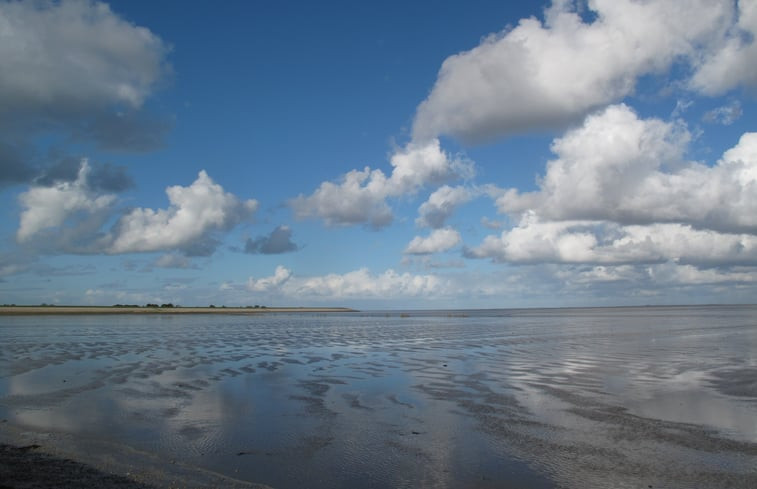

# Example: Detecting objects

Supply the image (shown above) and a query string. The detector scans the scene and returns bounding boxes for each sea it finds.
[1,305,756,488]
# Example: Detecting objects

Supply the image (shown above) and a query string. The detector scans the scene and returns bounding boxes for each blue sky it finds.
[1,0,756,309]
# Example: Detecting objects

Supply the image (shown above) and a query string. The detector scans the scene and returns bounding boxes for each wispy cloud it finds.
[703,100,743,125]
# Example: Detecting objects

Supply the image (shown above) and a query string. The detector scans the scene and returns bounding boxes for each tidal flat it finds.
[1,306,756,488]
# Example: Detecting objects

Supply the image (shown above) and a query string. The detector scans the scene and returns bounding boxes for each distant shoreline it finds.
[0,306,357,315]
[1,304,753,317]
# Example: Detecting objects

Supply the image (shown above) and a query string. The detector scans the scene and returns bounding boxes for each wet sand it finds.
[0,424,271,489]
[0,442,155,489]
[1,306,756,488]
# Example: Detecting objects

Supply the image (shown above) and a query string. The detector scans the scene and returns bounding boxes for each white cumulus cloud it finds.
[648,262,757,286]
[405,228,462,255]
[412,0,733,143]
[498,104,757,234]
[290,139,472,228]
[108,171,258,254]
[17,160,115,242]
[247,265,292,292]
[289,166,393,228]
[238,267,448,301]
[290,268,444,299]
[690,0,757,95]
[467,213,757,266]
[416,185,475,228]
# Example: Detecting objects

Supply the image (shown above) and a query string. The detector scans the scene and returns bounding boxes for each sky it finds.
[1,0,756,309]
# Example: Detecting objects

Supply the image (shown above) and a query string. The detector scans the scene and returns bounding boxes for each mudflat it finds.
[2,306,756,488]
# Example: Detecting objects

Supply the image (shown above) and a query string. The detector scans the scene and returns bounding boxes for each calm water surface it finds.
[1,306,756,488]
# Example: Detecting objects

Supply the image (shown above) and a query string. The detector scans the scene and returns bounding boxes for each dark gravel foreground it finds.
[0,443,154,489]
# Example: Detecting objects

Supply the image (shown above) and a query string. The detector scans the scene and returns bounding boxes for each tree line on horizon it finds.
[2,303,269,309]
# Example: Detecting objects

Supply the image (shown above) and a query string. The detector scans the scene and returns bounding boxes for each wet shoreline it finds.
[0,424,271,489]
[0,441,157,489]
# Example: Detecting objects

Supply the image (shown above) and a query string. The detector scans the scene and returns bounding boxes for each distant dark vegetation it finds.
[2,303,268,309]
[112,303,267,309]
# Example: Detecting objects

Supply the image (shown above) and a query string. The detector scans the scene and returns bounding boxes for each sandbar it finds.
[0,306,356,315]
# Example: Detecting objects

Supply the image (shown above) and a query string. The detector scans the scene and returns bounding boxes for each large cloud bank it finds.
[412,0,752,143]
[284,0,757,302]
[0,0,166,114]
[0,0,171,186]
[467,104,757,272]
[497,105,757,234]
[7,0,757,306]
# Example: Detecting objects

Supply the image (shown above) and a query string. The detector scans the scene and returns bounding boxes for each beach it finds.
[2,306,756,488]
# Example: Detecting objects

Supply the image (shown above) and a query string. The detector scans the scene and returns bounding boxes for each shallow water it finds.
[1,306,756,488]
